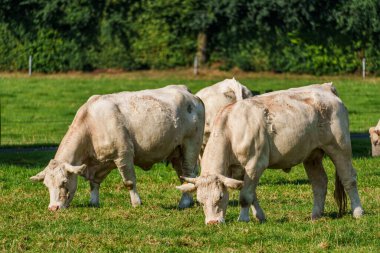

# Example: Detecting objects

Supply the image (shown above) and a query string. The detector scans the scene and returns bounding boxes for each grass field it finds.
[0,70,379,252]
[1,70,379,145]
[0,152,379,252]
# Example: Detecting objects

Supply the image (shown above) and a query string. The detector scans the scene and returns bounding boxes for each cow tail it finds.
[334,171,347,217]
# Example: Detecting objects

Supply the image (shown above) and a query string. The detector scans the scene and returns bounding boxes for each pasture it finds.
[0,71,379,252]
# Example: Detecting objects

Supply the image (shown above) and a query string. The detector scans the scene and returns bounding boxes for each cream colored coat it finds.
[369,119,380,145]
[31,85,205,211]
[178,83,363,224]
[195,78,252,156]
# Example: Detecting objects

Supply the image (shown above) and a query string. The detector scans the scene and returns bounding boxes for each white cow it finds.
[31,85,205,211]
[195,78,253,156]
[369,119,380,146]
[178,83,364,224]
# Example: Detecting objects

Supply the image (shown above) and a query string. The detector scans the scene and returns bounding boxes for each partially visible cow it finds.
[369,119,380,145]
[31,85,205,211]
[178,83,364,224]
[369,119,380,156]
[195,78,253,156]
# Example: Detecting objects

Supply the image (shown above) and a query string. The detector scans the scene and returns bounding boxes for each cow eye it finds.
[60,180,67,187]
[219,193,223,200]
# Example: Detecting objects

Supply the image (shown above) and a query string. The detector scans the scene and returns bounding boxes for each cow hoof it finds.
[130,191,141,207]
[131,199,142,207]
[237,216,250,222]
[311,213,322,220]
[132,202,142,207]
[353,207,364,218]
[88,200,100,207]
[89,202,100,208]
[258,218,266,224]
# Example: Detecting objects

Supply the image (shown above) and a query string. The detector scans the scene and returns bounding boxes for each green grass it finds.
[0,151,379,252]
[1,71,379,145]
[0,71,379,252]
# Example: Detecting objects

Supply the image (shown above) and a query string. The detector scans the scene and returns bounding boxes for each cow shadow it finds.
[0,145,56,168]
[160,204,181,210]
[260,178,310,186]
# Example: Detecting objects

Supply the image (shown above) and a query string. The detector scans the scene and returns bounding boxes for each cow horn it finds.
[176,183,197,193]
[180,176,197,184]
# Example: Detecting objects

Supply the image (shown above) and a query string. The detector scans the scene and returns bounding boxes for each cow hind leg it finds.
[323,144,364,218]
[303,149,327,220]
[115,158,141,207]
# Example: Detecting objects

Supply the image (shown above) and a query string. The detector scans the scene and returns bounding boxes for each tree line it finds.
[0,0,379,74]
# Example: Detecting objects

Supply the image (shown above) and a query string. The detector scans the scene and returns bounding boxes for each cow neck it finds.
[54,124,89,165]
[200,144,230,176]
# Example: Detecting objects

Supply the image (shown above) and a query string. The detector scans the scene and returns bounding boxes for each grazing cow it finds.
[31,85,205,211]
[369,119,380,156]
[177,83,364,224]
[369,119,380,146]
[195,78,253,156]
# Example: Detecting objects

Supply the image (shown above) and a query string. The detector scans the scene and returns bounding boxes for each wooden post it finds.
[196,32,207,66]
[29,55,32,76]
[362,57,366,79]
[194,55,198,75]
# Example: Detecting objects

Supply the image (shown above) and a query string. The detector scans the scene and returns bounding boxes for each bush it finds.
[0,24,26,71]
[268,39,360,75]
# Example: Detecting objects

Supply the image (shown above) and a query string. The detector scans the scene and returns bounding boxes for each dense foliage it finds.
[0,0,379,74]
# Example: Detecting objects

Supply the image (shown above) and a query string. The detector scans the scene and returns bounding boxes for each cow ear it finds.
[180,176,198,184]
[223,90,236,100]
[218,175,243,190]
[30,170,46,182]
[176,183,197,193]
[369,127,375,135]
[242,87,254,98]
[64,164,87,175]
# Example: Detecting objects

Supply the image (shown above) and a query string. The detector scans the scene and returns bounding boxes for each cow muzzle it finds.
[206,218,225,225]
[206,220,220,225]
[48,205,60,211]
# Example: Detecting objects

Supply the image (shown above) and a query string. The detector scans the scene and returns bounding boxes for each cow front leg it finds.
[115,159,141,207]
[238,167,266,223]
[171,155,194,209]
[89,182,100,207]
[238,180,265,222]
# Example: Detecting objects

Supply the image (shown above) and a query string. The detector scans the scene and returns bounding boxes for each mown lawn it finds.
[1,70,379,145]
[0,71,379,252]
[0,151,379,252]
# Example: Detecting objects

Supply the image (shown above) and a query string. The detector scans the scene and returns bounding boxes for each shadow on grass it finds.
[70,203,100,209]
[0,132,372,169]
[160,204,180,210]
[0,149,54,168]
[351,135,371,158]
[260,179,310,186]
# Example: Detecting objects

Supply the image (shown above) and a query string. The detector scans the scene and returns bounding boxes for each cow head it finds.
[30,159,87,211]
[176,174,243,225]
